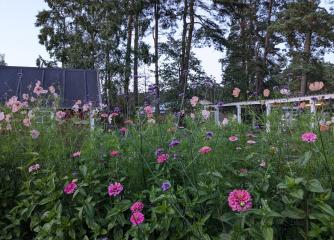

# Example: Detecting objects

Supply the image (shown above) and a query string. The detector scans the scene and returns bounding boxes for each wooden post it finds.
[236,105,241,123]
[266,103,271,132]
[214,105,220,126]
[310,99,316,128]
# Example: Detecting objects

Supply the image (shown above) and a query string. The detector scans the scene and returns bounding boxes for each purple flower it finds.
[169,139,180,147]
[161,181,171,191]
[114,107,120,113]
[155,148,164,156]
[206,131,214,139]
[217,101,224,108]
[148,84,157,95]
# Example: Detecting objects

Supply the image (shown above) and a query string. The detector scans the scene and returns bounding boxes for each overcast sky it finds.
[0,0,333,85]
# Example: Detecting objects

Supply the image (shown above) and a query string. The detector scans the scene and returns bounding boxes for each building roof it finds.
[0,66,102,108]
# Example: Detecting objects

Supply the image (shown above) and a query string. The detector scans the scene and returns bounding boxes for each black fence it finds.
[0,66,101,108]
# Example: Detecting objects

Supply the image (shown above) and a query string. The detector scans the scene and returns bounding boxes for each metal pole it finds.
[237,105,242,123]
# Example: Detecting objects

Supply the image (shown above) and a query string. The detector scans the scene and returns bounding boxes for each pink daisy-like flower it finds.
[157,153,169,164]
[130,201,144,213]
[110,150,119,157]
[11,100,22,113]
[23,118,31,127]
[199,146,212,154]
[130,211,145,225]
[72,151,81,158]
[33,81,48,96]
[56,111,66,121]
[228,189,252,212]
[64,180,78,195]
[108,182,123,197]
[28,163,40,173]
[228,136,238,142]
[301,132,317,143]
[31,129,40,139]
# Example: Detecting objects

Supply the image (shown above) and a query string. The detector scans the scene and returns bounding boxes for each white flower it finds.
[222,118,229,126]
[280,88,290,95]
[201,110,210,120]
[190,113,195,119]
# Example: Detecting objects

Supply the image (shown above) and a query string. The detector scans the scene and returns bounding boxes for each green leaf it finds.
[298,151,312,166]
[317,202,334,217]
[289,189,304,200]
[306,179,324,193]
[262,227,273,240]
[281,207,306,219]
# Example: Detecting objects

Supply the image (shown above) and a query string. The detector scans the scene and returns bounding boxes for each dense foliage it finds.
[1,87,334,239]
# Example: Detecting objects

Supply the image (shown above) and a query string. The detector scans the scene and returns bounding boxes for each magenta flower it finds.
[120,127,128,134]
[130,201,144,213]
[64,180,78,195]
[199,146,212,154]
[130,211,145,225]
[301,132,317,143]
[228,189,252,212]
[108,182,123,197]
[110,150,120,157]
[228,136,238,142]
[157,153,169,164]
[56,111,66,121]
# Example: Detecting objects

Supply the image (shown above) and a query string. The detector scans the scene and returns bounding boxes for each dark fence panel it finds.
[0,66,101,108]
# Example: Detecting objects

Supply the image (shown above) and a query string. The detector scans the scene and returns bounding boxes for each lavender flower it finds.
[206,131,214,139]
[169,139,180,148]
[155,148,164,157]
[161,181,171,192]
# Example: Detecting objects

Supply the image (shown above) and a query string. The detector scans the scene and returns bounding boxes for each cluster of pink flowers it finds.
[22,118,31,127]
[190,96,199,107]
[301,132,317,143]
[199,146,212,154]
[33,81,48,96]
[64,180,78,194]
[31,129,40,139]
[56,111,66,121]
[120,127,128,134]
[228,189,252,212]
[156,153,169,164]
[108,182,123,197]
[130,201,145,225]
[72,100,81,112]
[6,96,23,113]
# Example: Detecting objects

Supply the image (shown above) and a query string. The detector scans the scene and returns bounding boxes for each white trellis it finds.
[210,94,334,130]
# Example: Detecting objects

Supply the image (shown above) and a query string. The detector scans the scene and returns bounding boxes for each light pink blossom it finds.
[72,151,81,158]
[22,93,29,101]
[190,96,199,107]
[23,118,31,127]
[0,112,4,121]
[56,111,66,121]
[31,129,40,139]
[28,164,40,173]
[232,88,241,97]
[201,110,210,120]
[199,146,212,154]
[228,136,238,142]
[33,81,48,96]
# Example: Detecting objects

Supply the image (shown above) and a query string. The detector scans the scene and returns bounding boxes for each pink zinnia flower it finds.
[31,129,40,139]
[28,163,40,173]
[56,111,66,121]
[6,96,18,107]
[23,118,31,127]
[110,150,119,157]
[108,182,123,197]
[228,189,252,212]
[72,151,81,158]
[0,112,4,121]
[64,180,78,195]
[157,153,169,164]
[228,136,238,142]
[199,146,212,154]
[33,81,48,96]
[11,100,22,113]
[130,201,144,213]
[301,132,317,143]
[263,89,270,97]
[190,96,199,107]
[130,212,145,225]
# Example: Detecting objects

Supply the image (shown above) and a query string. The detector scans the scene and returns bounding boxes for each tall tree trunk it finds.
[124,13,134,115]
[154,0,160,115]
[301,32,312,96]
[179,0,188,95]
[133,13,139,107]
[182,0,195,95]
[256,0,273,95]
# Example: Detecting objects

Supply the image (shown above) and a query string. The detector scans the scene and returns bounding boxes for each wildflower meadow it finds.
[0,82,334,240]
